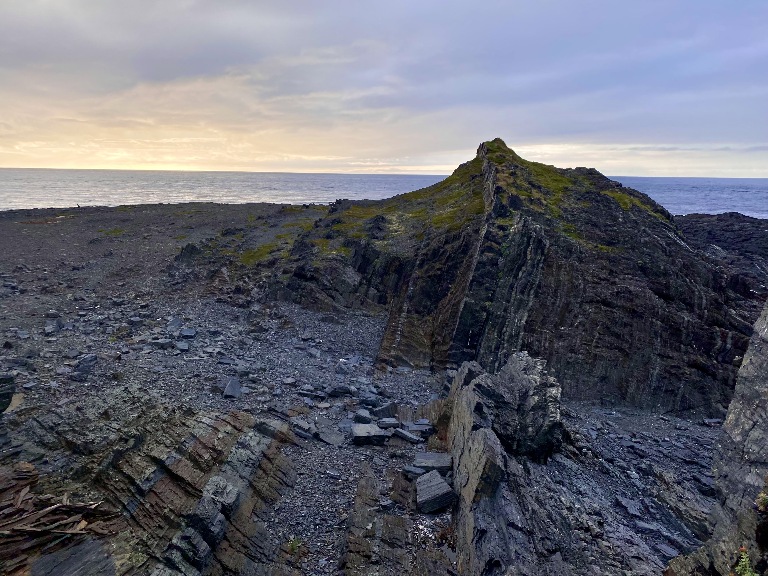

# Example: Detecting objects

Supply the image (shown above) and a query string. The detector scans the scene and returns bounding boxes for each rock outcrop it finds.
[667,301,768,576]
[439,355,722,575]
[676,212,768,307]
[273,139,764,413]
[0,385,297,575]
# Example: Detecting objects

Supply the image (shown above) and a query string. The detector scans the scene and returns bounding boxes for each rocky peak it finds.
[270,139,763,413]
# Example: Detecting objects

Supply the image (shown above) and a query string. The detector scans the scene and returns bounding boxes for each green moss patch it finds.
[239,243,279,266]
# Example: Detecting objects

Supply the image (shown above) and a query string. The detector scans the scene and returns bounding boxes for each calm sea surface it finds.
[0,168,766,219]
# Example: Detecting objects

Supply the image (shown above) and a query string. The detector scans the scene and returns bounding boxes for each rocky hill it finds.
[0,140,766,575]
[253,139,764,413]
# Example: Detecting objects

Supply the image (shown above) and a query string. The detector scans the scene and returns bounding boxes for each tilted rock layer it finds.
[276,139,763,412]
[667,301,768,575]
[1,385,297,575]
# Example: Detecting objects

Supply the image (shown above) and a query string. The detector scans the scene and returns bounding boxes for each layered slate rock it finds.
[413,452,452,474]
[676,212,768,312]
[667,301,768,575]
[469,352,563,460]
[340,464,414,575]
[0,385,298,575]
[273,139,764,412]
[441,357,712,575]
[351,423,390,445]
[0,372,13,412]
[415,470,455,513]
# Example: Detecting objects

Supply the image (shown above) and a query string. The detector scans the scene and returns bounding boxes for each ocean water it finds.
[0,168,445,210]
[613,176,768,220]
[0,168,766,219]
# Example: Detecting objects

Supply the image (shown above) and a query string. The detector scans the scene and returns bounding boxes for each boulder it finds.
[454,353,563,461]
[416,470,455,513]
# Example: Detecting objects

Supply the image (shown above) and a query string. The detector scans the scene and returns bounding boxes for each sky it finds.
[0,1,766,176]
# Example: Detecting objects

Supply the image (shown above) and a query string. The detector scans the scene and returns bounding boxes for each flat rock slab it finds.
[403,465,426,480]
[378,417,400,429]
[351,423,390,446]
[393,428,423,444]
[416,470,455,513]
[413,452,452,474]
[404,423,434,437]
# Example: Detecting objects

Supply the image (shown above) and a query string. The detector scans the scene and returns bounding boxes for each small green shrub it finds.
[287,536,303,556]
[734,547,758,576]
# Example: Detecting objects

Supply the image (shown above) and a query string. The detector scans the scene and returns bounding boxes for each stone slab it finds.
[416,470,455,513]
[413,452,452,474]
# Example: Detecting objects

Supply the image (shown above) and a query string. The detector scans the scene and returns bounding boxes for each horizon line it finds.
[1,165,767,180]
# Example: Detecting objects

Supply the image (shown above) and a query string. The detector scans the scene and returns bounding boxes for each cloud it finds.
[0,0,766,174]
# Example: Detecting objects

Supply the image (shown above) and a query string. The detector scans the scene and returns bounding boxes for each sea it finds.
[0,168,766,219]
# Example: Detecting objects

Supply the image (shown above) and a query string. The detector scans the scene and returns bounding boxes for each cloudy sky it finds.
[1,1,766,175]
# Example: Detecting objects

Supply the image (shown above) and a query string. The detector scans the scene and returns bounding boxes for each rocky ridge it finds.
[255,140,765,413]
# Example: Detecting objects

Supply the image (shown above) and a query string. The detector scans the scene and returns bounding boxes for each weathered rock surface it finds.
[270,139,765,413]
[667,301,768,575]
[464,353,563,460]
[676,212,768,307]
[1,385,297,575]
[339,464,415,575]
[443,359,719,575]
[415,470,455,513]
[0,372,14,412]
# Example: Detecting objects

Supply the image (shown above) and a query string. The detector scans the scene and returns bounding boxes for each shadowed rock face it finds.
[451,354,564,462]
[278,139,764,413]
[667,302,768,576]
[442,357,717,575]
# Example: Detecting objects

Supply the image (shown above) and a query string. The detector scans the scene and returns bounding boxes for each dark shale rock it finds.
[277,139,764,413]
[392,428,422,444]
[377,417,400,429]
[412,452,452,475]
[0,373,14,413]
[667,302,768,575]
[222,376,242,398]
[371,402,398,418]
[351,423,390,445]
[443,357,707,575]
[70,353,98,381]
[415,470,455,513]
[0,385,296,575]
[470,352,564,460]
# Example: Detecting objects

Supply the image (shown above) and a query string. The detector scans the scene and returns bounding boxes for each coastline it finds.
[2,142,767,574]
